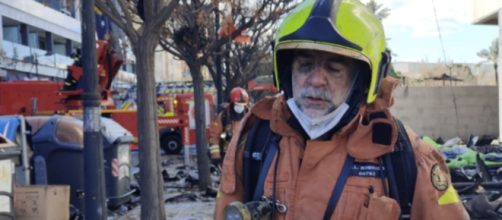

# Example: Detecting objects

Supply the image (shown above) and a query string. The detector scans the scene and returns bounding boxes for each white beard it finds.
[287,98,349,139]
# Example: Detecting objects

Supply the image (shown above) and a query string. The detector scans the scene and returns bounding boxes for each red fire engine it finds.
[106,92,215,154]
[0,40,215,155]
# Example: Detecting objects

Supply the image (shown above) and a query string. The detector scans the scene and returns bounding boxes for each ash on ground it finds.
[119,154,218,219]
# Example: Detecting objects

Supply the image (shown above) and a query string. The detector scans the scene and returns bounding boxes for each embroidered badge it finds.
[431,164,448,191]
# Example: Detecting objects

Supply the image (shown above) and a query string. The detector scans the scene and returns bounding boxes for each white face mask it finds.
[287,98,349,139]
[233,103,245,114]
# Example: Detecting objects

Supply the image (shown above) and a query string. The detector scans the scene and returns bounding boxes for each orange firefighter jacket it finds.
[209,105,245,159]
[209,107,243,145]
[214,77,469,220]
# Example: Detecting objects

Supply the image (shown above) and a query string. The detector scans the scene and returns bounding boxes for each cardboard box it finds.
[0,160,14,219]
[14,185,70,220]
[0,134,18,219]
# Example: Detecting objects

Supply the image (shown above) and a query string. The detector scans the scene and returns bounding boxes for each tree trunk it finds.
[189,62,211,190]
[495,63,498,86]
[214,7,224,111]
[215,78,224,110]
[215,55,224,111]
[224,44,233,95]
[134,36,166,220]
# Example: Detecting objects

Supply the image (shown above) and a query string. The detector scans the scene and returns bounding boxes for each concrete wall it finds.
[391,86,498,141]
[393,62,496,86]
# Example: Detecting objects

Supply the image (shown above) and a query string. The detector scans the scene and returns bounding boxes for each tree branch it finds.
[159,39,184,59]
[206,0,275,55]
[152,0,179,30]
[143,0,154,24]
[116,0,136,35]
[95,0,139,43]
[95,0,125,30]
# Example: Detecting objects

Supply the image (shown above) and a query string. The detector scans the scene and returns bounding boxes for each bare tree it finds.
[364,0,390,20]
[159,0,295,190]
[94,0,177,219]
[218,12,277,94]
[478,38,499,85]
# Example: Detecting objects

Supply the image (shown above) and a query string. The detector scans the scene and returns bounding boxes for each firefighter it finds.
[214,0,469,219]
[209,87,249,166]
[156,93,167,116]
[63,48,82,90]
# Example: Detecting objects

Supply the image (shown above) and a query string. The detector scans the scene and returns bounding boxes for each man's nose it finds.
[306,64,328,86]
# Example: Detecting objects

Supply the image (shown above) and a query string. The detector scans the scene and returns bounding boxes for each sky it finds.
[361,0,499,64]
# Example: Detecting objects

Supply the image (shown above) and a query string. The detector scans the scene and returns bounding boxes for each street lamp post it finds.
[81,0,107,219]
[499,9,502,141]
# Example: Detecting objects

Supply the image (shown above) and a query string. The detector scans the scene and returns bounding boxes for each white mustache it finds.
[300,87,333,101]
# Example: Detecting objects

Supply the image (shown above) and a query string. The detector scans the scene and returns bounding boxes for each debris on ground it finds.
[117,201,215,220]
[118,154,218,219]
[426,135,502,218]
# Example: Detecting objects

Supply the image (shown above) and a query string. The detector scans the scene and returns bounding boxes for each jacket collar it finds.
[251,95,299,138]
[250,77,401,160]
[338,77,401,159]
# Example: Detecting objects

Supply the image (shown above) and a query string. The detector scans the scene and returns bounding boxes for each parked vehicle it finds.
[0,40,217,156]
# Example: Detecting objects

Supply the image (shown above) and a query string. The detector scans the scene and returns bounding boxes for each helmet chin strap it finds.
[287,70,360,139]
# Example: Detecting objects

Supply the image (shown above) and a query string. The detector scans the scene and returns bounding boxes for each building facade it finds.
[471,0,502,140]
[0,0,136,84]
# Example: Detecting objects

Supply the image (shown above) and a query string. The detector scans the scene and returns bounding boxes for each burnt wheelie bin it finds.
[26,115,134,215]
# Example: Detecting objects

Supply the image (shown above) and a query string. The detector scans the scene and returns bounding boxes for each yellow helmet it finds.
[273,0,391,103]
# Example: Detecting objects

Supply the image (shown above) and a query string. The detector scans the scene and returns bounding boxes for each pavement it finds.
[118,201,215,220]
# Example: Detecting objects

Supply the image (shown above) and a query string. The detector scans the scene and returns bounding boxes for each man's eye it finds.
[298,62,313,72]
[326,63,345,74]
[327,66,341,73]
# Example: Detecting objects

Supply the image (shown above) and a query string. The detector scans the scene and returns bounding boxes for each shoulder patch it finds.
[431,164,448,191]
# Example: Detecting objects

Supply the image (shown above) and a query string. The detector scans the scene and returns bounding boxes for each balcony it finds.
[0,40,136,84]
[472,0,502,24]
[1,40,72,79]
